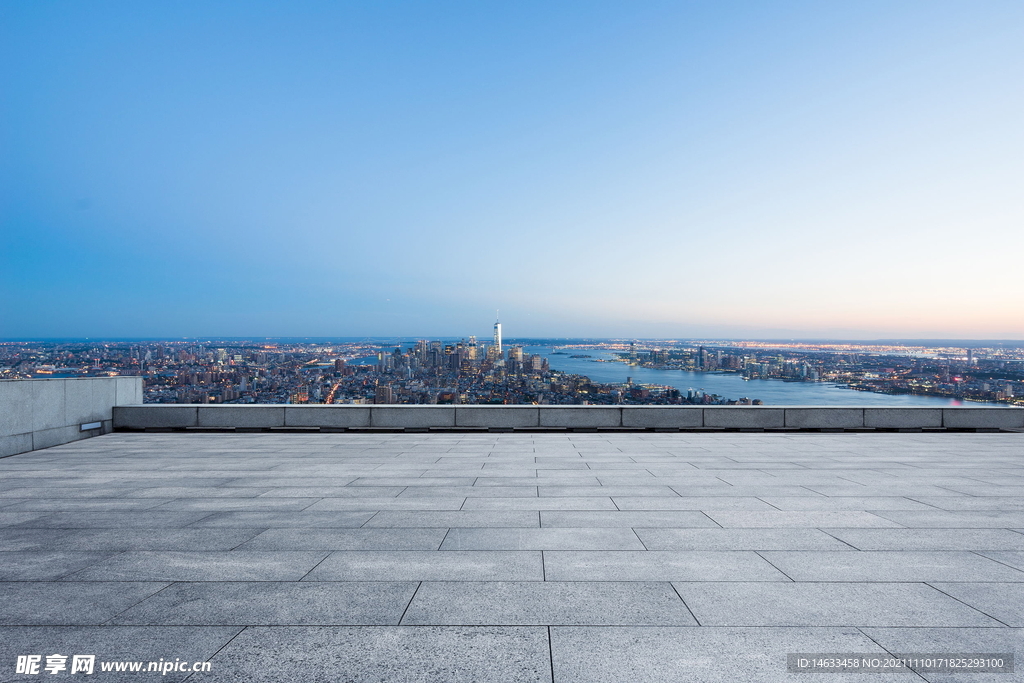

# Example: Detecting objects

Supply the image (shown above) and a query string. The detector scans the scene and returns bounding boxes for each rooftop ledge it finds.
[113,404,1024,432]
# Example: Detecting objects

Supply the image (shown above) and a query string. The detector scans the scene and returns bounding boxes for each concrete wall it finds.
[0,377,143,457]
[113,404,1024,432]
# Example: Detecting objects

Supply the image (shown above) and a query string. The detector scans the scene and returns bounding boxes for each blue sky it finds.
[2,0,1022,339]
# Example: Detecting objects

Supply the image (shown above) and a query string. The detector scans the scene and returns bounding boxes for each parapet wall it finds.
[0,377,144,457]
[113,404,1024,432]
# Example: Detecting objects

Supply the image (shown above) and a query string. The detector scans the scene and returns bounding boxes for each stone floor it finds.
[1,431,1023,682]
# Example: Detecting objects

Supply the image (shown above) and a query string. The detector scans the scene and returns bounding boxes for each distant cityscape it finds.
[2,320,1022,406]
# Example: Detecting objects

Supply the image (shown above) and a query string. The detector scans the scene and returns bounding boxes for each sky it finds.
[2,0,1022,340]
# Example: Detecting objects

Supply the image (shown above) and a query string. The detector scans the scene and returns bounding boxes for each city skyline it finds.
[3,1,1023,339]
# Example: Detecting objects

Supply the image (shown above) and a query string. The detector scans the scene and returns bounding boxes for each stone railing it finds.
[112,404,1024,432]
[1,377,144,457]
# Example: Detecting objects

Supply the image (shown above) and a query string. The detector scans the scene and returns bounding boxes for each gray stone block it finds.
[539,407,621,428]
[705,511,900,528]
[784,407,863,429]
[284,406,371,427]
[759,550,1024,581]
[543,550,788,581]
[238,528,449,551]
[0,551,114,580]
[65,378,116,426]
[823,528,1024,551]
[702,407,785,428]
[864,408,942,428]
[402,581,697,626]
[29,380,67,431]
[634,528,852,551]
[198,406,285,428]
[550,626,897,683]
[0,626,241,683]
[943,407,1024,429]
[0,433,32,458]
[927,583,1024,626]
[440,528,646,551]
[64,550,329,581]
[371,406,455,427]
[210,626,551,683]
[114,405,198,428]
[622,407,703,428]
[302,550,543,581]
[31,425,82,451]
[673,582,1000,627]
[456,406,540,427]
[362,511,540,528]
[541,511,719,528]
[0,582,169,625]
[0,381,34,438]
[111,581,418,625]
[189,511,376,528]
[115,376,143,405]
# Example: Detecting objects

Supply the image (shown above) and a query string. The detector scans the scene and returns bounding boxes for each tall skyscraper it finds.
[493,311,502,355]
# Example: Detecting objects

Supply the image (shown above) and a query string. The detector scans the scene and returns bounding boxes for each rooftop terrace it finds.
[2,430,1023,681]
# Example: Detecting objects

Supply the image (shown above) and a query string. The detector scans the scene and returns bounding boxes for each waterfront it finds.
[529,348,967,407]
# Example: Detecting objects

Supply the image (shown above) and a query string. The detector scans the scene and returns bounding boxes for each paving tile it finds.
[398,486,539,497]
[0,551,115,580]
[238,528,448,550]
[303,550,544,581]
[2,499,177,511]
[403,581,696,625]
[705,511,901,528]
[463,497,617,510]
[150,498,319,511]
[634,528,854,551]
[870,511,1024,528]
[187,511,375,527]
[209,626,551,683]
[926,583,1024,627]
[130,486,275,498]
[760,551,1024,582]
[543,551,788,581]
[0,582,169,625]
[612,497,775,511]
[550,626,919,683]
[362,511,539,527]
[62,551,328,581]
[758,497,938,511]
[673,582,1001,626]
[0,626,242,682]
[824,529,1024,551]
[304,498,468,511]
[862,627,1023,682]
[906,497,1024,511]
[349,477,478,486]
[440,528,646,550]
[541,511,718,528]
[0,512,66,527]
[539,485,679,497]
[4,431,1024,681]
[975,551,1024,573]
[257,486,406,498]
[12,512,217,529]
[111,581,418,625]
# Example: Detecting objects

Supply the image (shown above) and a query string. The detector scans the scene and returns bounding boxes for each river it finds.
[526,347,968,406]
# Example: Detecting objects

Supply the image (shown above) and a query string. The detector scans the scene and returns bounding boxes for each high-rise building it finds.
[493,312,502,355]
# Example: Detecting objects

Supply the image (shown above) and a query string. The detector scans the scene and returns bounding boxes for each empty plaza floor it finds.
[1,431,1023,682]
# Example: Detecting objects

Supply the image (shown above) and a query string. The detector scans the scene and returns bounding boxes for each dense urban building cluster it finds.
[0,333,740,406]
[618,341,1024,405]
[3,333,1021,406]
